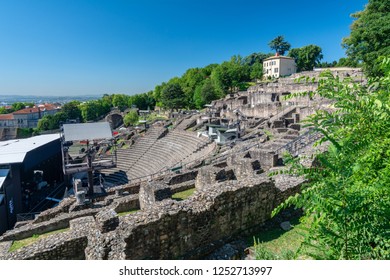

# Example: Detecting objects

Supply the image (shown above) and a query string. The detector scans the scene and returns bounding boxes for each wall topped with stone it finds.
[0,170,304,260]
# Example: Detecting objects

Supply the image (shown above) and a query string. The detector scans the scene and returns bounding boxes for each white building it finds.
[263,54,297,78]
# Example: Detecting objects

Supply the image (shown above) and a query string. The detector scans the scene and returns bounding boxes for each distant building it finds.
[0,134,62,235]
[0,114,17,128]
[263,54,297,78]
[0,104,60,129]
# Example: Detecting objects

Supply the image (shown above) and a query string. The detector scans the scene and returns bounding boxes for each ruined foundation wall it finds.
[0,174,304,260]
[108,176,301,260]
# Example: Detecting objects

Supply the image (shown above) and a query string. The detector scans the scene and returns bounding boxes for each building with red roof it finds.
[0,104,60,129]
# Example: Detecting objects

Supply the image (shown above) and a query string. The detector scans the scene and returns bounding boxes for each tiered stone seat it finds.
[103,128,215,185]
[101,126,166,185]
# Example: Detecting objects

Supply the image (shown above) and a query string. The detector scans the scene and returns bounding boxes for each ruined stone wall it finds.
[107,175,301,260]
[0,161,304,260]
[3,216,93,260]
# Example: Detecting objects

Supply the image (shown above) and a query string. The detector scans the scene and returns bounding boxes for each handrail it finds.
[27,182,66,214]
[274,129,322,156]
[16,212,41,222]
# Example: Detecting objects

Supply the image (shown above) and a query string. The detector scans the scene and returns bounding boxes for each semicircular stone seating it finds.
[101,125,215,186]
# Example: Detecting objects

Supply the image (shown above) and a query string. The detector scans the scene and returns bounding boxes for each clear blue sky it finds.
[0,0,368,96]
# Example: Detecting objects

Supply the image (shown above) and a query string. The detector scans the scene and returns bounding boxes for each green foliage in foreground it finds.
[274,57,390,260]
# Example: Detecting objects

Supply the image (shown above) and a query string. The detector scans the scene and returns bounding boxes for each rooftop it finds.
[0,134,60,165]
[263,55,295,61]
[0,114,14,120]
[62,122,112,142]
[12,104,59,115]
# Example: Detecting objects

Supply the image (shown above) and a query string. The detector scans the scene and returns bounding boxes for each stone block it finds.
[70,216,95,231]
[95,209,119,233]
[249,149,278,170]
[292,113,300,123]
[272,120,285,128]
[139,182,171,210]
[289,123,301,131]
[233,158,255,180]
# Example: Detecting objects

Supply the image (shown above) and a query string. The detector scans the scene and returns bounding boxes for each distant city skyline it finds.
[0,0,368,96]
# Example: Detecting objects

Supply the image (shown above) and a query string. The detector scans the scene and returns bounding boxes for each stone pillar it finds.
[95,209,119,233]
[292,113,300,123]
[75,191,85,205]
[249,149,278,171]
[139,182,172,210]
[195,167,221,191]
[233,158,256,180]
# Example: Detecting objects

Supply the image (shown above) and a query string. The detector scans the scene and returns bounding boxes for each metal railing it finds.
[274,129,322,157]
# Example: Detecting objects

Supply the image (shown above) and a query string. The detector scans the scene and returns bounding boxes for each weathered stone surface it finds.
[195,167,236,191]
[139,181,172,210]
[33,198,75,224]
[231,158,256,180]
[95,209,119,233]
[0,163,306,261]
[249,148,278,170]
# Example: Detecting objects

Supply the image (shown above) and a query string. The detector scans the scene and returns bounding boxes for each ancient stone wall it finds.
[3,216,93,260]
[107,175,303,260]
[0,171,303,260]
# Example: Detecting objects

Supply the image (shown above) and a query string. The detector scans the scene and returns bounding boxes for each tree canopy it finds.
[289,45,323,71]
[268,36,291,55]
[342,0,390,76]
[123,110,139,127]
[160,82,186,110]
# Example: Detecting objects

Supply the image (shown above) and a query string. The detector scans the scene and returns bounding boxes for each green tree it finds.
[112,94,128,111]
[180,68,207,108]
[62,101,82,121]
[37,112,67,131]
[275,57,390,259]
[342,0,390,76]
[37,115,52,131]
[268,36,291,55]
[80,101,101,121]
[211,56,250,95]
[0,107,9,114]
[243,52,272,66]
[250,61,264,81]
[336,57,360,68]
[128,92,155,110]
[160,82,186,110]
[123,110,139,126]
[318,61,337,68]
[289,45,323,71]
[11,102,26,111]
[193,79,220,109]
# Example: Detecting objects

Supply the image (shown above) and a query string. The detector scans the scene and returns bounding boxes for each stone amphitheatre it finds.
[0,68,363,260]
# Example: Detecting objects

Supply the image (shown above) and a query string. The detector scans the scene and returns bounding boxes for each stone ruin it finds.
[0,69,349,259]
[0,149,309,260]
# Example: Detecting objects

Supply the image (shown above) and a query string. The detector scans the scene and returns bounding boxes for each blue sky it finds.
[0,0,368,96]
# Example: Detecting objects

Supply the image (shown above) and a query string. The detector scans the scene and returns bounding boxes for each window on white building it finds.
[274,68,278,73]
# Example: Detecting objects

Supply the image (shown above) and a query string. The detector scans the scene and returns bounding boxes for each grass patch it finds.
[9,228,69,252]
[250,215,312,260]
[263,129,274,140]
[117,209,139,217]
[172,188,195,201]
